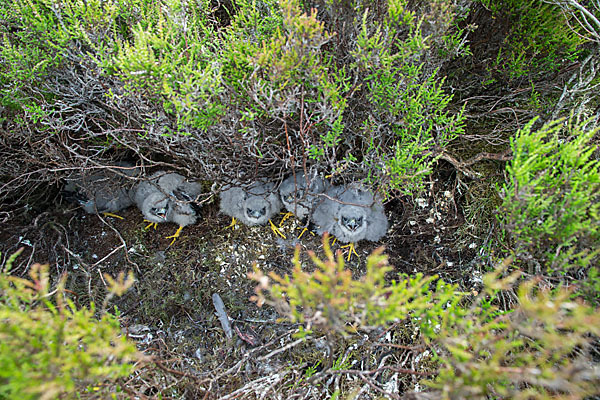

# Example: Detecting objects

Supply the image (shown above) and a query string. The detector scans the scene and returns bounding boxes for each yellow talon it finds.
[165,225,184,246]
[298,227,308,239]
[225,217,237,230]
[144,220,158,230]
[269,219,286,239]
[102,212,124,220]
[341,242,358,261]
[332,237,337,246]
[279,212,294,227]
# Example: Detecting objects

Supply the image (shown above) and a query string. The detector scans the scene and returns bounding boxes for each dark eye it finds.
[356,216,363,225]
[260,207,266,215]
[246,207,252,214]
[341,216,349,224]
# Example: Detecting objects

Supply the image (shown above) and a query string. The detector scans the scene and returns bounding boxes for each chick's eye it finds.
[246,208,252,214]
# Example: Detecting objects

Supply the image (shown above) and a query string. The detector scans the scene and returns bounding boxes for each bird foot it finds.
[298,227,308,239]
[144,220,158,230]
[279,212,294,227]
[225,217,237,230]
[102,212,124,220]
[165,225,184,246]
[341,242,358,261]
[269,219,287,239]
[297,227,316,239]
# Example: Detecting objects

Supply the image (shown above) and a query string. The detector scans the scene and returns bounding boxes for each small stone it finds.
[195,348,204,361]
[129,324,150,335]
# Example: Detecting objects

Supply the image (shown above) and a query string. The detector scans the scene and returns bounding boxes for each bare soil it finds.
[0,164,484,398]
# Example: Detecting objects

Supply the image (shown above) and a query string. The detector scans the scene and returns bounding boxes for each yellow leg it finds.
[332,237,337,246]
[225,217,237,230]
[269,219,287,239]
[298,227,308,239]
[341,242,358,261]
[144,220,158,230]
[165,225,184,246]
[279,212,294,227]
[102,212,124,220]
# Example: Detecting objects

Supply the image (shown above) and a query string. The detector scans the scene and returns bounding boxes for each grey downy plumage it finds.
[311,184,388,243]
[219,180,282,226]
[135,171,202,227]
[63,161,139,214]
[279,171,326,220]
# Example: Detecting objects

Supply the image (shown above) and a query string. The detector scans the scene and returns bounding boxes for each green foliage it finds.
[6,0,465,190]
[430,264,600,399]
[350,5,466,194]
[0,0,469,196]
[0,0,132,106]
[250,234,462,338]
[250,242,600,398]
[479,0,586,80]
[500,116,600,273]
[0,249,139,400]
[108,0,225,130]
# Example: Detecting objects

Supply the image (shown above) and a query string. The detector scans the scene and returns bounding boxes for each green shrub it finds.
[478,0,586,80]
[429,264,600,399]
[250,234,462,339]
[0,0,467,201]
[0,249,139,400]
[250,238,600,398]
[499,116,600,274]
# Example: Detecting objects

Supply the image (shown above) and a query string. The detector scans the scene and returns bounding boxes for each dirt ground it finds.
[0,163,486,398]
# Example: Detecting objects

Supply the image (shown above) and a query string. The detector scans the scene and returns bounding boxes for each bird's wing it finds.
[219,186,246,219]
[365,206,388,241]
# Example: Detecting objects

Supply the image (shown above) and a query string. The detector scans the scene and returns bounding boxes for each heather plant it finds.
[0,248,139,400]
[0,0,468,208]
[478,0,586,81]
[250,239,600,398]
[250,234,463,340]
[499,116,600,275]
[429,265,600,399]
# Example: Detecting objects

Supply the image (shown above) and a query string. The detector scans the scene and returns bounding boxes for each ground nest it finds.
[0,164,484,398]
